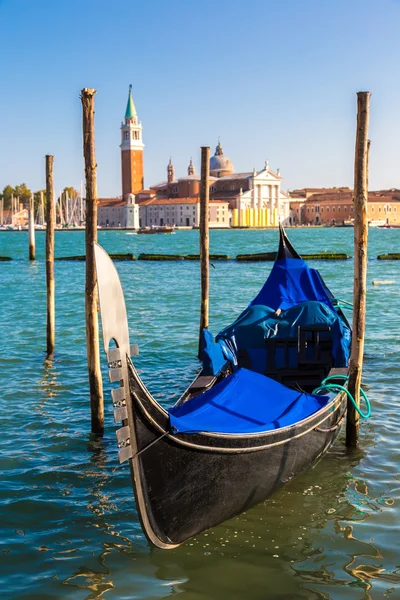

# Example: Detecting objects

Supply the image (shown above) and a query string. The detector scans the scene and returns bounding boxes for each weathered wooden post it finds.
[28,192,36,260]
[81,87,104,435]
[45,155,55,356]
[346,91,370,448]
[198,146,210,359]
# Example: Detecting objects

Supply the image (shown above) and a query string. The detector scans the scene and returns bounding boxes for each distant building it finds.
[140,143,290,227]
[138,196,229,228]
[289,188,400,226]
[98,194,139,229]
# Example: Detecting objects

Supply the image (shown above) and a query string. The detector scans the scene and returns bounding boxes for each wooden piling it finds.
[28,193,36,260]
[81,87,104,435]
[45,155,55,356]
[198,146,210,359]
[346,91,370,448]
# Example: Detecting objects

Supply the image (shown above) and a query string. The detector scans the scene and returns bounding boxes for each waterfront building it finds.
[0,208,28,227]
[141,143,290,227]
[138,196,229,228]
[209,151,290,227]
[289,188,400,226]
[98,194,139,229]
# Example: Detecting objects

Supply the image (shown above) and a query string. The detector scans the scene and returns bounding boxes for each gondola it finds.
[94,226,352,549]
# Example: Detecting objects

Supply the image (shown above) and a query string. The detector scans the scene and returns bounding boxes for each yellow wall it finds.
[233,206,280,228]
[261,209,266,227]
[246,208,251,227]
[250,208,255,227]
[232,208,238,227]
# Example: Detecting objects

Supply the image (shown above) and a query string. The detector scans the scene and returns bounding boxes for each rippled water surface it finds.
[0,228,399,599]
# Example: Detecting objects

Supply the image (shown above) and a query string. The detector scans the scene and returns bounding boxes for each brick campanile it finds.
[120,85,144,198]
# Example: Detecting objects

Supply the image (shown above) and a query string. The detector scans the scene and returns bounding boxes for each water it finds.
[0,228,399,600]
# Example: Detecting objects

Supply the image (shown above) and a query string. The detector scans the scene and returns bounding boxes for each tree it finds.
[14,183,32,206]
[63,186,78,199]
[2,185,15,210]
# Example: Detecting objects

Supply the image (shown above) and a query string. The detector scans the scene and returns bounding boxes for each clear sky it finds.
[1,0,400,197]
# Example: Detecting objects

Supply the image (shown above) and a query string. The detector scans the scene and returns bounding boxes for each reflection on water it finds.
[0,229,399,599]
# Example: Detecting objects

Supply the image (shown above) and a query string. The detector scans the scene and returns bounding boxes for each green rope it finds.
[312,374,371,419]
[332,298,354,310]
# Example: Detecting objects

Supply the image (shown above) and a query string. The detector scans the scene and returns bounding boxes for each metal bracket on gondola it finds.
[108,367,123,383]
[116,425,130,444]
[118,445,133,463]
[111,386,127,422]
[107,347,122,363]
[111,387,126,405]
[114,406,128,422]
[116,425,133,463]
[130,344,139,357]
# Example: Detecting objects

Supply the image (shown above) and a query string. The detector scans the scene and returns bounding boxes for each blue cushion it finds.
[169,368,330,434]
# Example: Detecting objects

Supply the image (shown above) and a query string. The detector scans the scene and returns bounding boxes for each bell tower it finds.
[167,158,175,183]
[121,85,144,198]
[188,158,195,175]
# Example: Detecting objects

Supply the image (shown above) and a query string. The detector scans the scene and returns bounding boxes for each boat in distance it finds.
[94,226,352,549]
[137,225,175,234]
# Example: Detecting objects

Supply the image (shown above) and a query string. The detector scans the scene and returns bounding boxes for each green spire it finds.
[125,84,137,118]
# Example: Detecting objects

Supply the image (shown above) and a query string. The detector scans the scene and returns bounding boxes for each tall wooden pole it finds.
[81,88,104,435]
[28,192,36,260]
[45,155,55,356]
[198,146,210,359]
[346,91,370,448]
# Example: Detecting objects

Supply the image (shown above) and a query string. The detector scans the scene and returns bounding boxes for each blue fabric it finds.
[250,258,334,310]
[216,300,351,371]
[201,329,227,376]
[169,368,330,434]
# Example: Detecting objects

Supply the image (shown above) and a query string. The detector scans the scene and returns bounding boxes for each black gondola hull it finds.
[128,366,346,547]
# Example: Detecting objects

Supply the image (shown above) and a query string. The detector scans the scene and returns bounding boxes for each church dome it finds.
[209,141,234,177]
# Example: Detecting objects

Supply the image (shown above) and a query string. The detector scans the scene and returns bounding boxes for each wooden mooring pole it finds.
[81,88,104,435]
[28,192,36,260]
[346,91,370,448]
[198,146,210,359]
[45,155,55,356]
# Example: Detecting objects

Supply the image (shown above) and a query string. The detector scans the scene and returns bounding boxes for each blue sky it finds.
[1,0,400,196]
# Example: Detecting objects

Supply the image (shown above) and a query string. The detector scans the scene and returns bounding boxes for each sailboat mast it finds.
[41,191,45,225]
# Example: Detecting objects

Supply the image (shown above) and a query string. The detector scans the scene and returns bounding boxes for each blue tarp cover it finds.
[169,368,330,434]
[202,257,351,375]
[250,258,334,310]
[216,300,351,371]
